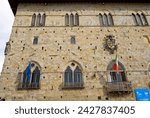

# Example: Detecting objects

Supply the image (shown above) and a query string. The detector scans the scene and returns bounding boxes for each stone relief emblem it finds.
[103,35,118,54]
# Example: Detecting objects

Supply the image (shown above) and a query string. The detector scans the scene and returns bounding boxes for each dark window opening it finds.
[65,14,69,26]
[132,13,148,26]
[31,13,46,27]
[63,63,83,89]
[107,60,127,82]
[65,13,79,26]
[31,14,36,26]
[18,62,41,90]
[36,13,41,27]
[70,36,76,44]
[99,13,114,27]
[33,36,38,45]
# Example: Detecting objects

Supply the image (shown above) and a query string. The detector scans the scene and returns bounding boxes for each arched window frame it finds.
[140,13,148,26]
[21,62,41,89]
[74,13,79,26]
[74,66,82,83]
[31,14,36,26]
[41,13,46,26]
[107,60,127,83]
[136,13,143,26]
[65,13,69,26]
[36,13,41,26]
[108,13,114,26]
[70,13,74,27]
[103,13,108,26]
[99,13,103,26]
[64,66,73,84]
[132,13,138,26]
[64,62,83,88]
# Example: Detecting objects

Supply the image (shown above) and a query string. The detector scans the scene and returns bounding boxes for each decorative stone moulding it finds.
[103,35,118,54]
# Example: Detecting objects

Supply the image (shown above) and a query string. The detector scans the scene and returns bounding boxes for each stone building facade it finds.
[0,0,150,100]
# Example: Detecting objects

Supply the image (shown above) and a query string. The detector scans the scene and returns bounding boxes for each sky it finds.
[0,0,14,74]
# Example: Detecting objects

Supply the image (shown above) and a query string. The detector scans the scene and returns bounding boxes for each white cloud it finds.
[0,0,14,74]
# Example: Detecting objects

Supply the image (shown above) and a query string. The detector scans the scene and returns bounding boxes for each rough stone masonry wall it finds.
[0,3,150,100]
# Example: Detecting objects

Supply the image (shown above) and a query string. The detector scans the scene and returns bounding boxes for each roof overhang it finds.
[8,0,150,15]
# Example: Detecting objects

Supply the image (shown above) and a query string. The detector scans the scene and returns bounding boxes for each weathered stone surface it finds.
[0,3,150,101]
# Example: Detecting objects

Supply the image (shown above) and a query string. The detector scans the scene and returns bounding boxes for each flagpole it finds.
[113,47,119,92]
[116,50,118,83]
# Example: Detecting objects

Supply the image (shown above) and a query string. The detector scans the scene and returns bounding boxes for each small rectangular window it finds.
[33,36,38,44]
[70,36,76,44]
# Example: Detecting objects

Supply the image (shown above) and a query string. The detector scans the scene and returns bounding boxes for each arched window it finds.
[70,13,74,26]
[41,14,46,26]
[64,62,83,88]
[108,13,114,26]
[31,14,36,26]
[65,14,69,26]
[22,62,41,89]
[74,66,82,83]
[74,13,79,26]
[132,13,149,26]
[31,67,40,88]
[36,13,41,26]
[103,13,108,26]
[107,60,127,82]
[141,13,148,26]
[99,13,103,26]
[132,13,138,26]
[136,13,143,26]
[65,13,79,26]
[64,66,72,84]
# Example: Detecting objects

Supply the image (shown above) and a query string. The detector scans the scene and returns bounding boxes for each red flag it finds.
[113,54,119,73]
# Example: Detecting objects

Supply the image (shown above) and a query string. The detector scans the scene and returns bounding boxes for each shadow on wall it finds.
[0,97,5,101]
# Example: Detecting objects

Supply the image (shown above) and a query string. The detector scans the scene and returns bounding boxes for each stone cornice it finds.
[8,0,150,15]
